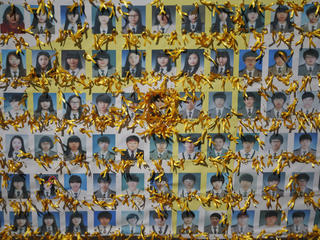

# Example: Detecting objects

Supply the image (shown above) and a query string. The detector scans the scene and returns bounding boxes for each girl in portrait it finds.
[8,174,30,199]
[37,175,56,199]
[63,95,83,120]
[12,212,31,234]
[5,93,25,120]
[153,51,176,76]
[34,51,53,77]
[35,136,57,159]
[31,7,55,34]
[66,212,87,234]
[3,51,26,78]
[182,51,204,76]
[182,7,203,33]
[92,7,114,34]
[211,7,234,33]
[122,51,145,77]
[63,135,86,161]
[64,51,85,77]
[1,5,24,33]
[8,135,26,161]
[270,5,294,32]
[34,93,56,118]
[152,6,175,33]
[63,6,82,33]
[122,7,145,34]
[39,212,59,235]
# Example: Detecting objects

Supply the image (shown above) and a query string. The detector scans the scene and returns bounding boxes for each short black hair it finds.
[210,213,221,219]
[241,134,256,143]
[212,134,226,142]
[96,94,111,104]
[269,134,284,144]
[271,92,287,103]
[299,133,312,142]
[38,136,54,149]
[297,173,310,182]
[182,173,196,182]
[302,92,315,100]
[126,135,140,143]
[303,49,319,60]
[242,51,258,62]
[124,173,140,183]
[306,5,317,17]
[98,211,112,220]
[292,211,305,219]
[126,213,139,222]
[152,211,168,219]
[239,173,253,183]
[237,211,249,218]
[265,211,278,218]
[243,92,256,100]
[213,92,226,101]
[69,175,82,184]
[274,50,288,60]
[98,174,112,183]
[210,174,225,184]
[97,136,110,144]
[9,94,23,102]
[181,211,195,219]
[267,173,281,182]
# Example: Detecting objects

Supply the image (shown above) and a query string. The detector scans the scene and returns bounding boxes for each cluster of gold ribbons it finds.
[0,0,320,239]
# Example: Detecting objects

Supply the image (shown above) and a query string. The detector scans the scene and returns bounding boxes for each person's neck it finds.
[215,148,223,152]
[186,150,194,154]
[249,20,256,24]
[187,108,194,112]
[71,150,78,153]
[306,63,315,67]
[185,187,193,191]
[157,149,165,153]
[16,188,22,191]
[274,106,283,111]
[129,188,137,192]
[100,23,108,28]
[276,63,284,67]
[99,109,107,114]
[272,148,280,152]
[129,23,137,27]
[301,147,309,151]
[101,188,109,193]
[72,189,80,193]
[303,106,312,110]
[247,67,254,71]
[70,66,77,70]
[130,65,136,69]
[10,66,18,71]
[71,110,79,114]
[278,20,286,25]
[244,148,252,153]
[159,22,167,27]
[246,105,253,109]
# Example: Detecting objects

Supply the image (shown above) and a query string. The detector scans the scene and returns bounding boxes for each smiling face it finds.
[298,179,307,188]
[66,57,79,70]
[188,53,199,67]
[67,13,79,24]
[72,216,81,226]
[37,12,47,23]
[214,138,224,151]
[127,140,139,151]
[128,53,140,67]
[38,55,49,69]
[13,180,24,190]
[70,182,81,192]
[214,97,225,108]
[6,13,20,25]
[8,55,20,68]
[12,137,22,151]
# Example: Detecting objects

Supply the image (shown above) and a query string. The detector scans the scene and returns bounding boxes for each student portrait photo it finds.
[121,211,143,234]
[270,5,294,32]
[122,6,146,34]
[122,50,145,78]
[176,210,199,234]
[239,50,262,77]
[204,212,225,234]
[92,93,114,117]
[63,135,86,161]
[178,173,200,197]
[92,7,115,34]
[291,172,314,196]
[32,50,55,77]
[259,210,282,232]
[210,50,234,76]
[237,92,261,119]
[152,6,175,34]
[236,134,259,160]
[61,6,85,33]
[243,5,264,32]
[62,50,86,77]
[301,4,320,32]
[94,211,116,235]
[207,133,229,158]
[122,92,143,119]
[65,211,87,234]
[231,211,254,234]
[211,6,234,33]
[121,135,144,161]
[150,173,172,195]
[7,174,30,199]
[150,135,173,160]
[262,172,285,197]
[63,93,85,120]
[181,49,204,76]
[315,209,320,228]
[121,173,145,208]
[93,134,116,161]
[92,51,116,77]
[298,48,320,76]
[182,5,204,33]
[2,50,26,78]
[268,50,292,76]
[266,92,288,119]
[293,133,317,157]
[208,92,232,118]
[30,6,56,34]
[235,173,256,198]
[6,134,28,161]
[179,92,202,119]
[38,212,59,235]
[297,91,319,114]
[265,133,287,159]
[152,50,176,76]
[178,134,201,160]
[93,173,116,199]
[4,92,27,120]
[0,5,24,33]
[37,174,57,199]
[149,210,171,235]
[287,210,309,234]
[33,93,57,119]
[65,174,87,200]
[206,173,228,197]
[10,212,31,235]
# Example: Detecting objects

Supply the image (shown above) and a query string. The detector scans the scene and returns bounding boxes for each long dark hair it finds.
[35,51,52,76]
[64,51,83,70]
[8,174,29,198]
[31,8,54,31]
[66,212,87,234]
[123,50,143,76]
[92,8,114,34]
[64,95,82,120]
[243,6,264,29]
[38,175,56,198]
[182,50,201,76]
[93,51,113,70]
[35,93,55,115]
[64,135,85,156]
[2,5,24,25]
[13,212,30,231]
[4,51,25,77]
[123,8,144,32]
[214,50,232,71]
[271,5,293,31]
[154,51,173,72]
[183,7,202,32]
[39,212,58,235]
[153,6,172,25]
[211,7,234,32]
[63,7,82,30]
[8,135,26,158]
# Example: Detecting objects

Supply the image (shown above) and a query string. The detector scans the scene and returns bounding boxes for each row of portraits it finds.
[2,170,320,201]
[3,131,319,162]
[0,3,319,35]
[2,91,319,121]
[1,208,320,236]
[1,48,320,78]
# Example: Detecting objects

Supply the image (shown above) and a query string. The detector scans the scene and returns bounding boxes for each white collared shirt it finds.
[218,66,225,74]
[211,225,219,234]
[69,68,80,76]
[215,107,225,116]
[10,69,20,77]
[220,22,227,32]
[98,66,109,76]
[180,188,198,197]
[68,24,78,32]
[246,107,254,114]
[240,149,255,159]
[308,22,318,31]
[273,108,283,118]
[190,23,197,31]
[186,109,194,119]
[306,64,314,72]
[184,151,196,160]
[158,24,170,33]
[15,189,23,197]
[183,223,193,229]
[278,22,287,30]
[269,149,283,158]
[71,150,80,158]
[100,26,109,34]
[248,22,256,29]
[70,111,79,119]
[214,149,223,156]
[246,69,254,77]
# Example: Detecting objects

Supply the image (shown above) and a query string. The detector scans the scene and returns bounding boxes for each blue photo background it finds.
[0,5,24,24]
[62,92,86,112]
[239,50,262,72]
[151,50,176,70]
[2,50,26,70]
[91,6,116,28]
[206,172,229,191]
[37,211,60,229]
[10,211,32,225]
[92,93,115,107]
[31,50,56,69]
[121,173,144,191]
[293,133,317,151]
[178,133,202,153]
[64,173,87,191]
[65,211,88,228]
[149,210,172,226]
[0,212,3,227]
[268,49,292,68]
[122,50,146,69]
[181,49,204,71]
[92,134,116,154]
[60,5,86,28]
[92,50,116,72]
[235,133,260,152]
[176,210,199,226]
[287,210,310,226]
[94,211,116,226]
[33,93,57,113]
[150,173,173,190]
[232,210,254,226]
[178,173,201,192]
[121,6,146,28]
[262,172,285,189]
[3,92,27,112]
[93,173,116,192]
[301,4,318,26]
[149,135,173,154]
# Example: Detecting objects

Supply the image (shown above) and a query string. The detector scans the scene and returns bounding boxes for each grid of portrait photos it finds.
[0,0,319,238]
